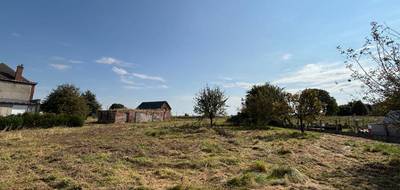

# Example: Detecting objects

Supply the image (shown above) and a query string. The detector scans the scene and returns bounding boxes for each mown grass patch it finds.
[227,164,307,188]
[201,140,223,153]
[363,143,400,156]
[154,168,181,180]
[256,130,320,142]
[125,156,154,167]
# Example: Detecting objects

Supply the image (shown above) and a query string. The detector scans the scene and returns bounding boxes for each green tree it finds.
[351,100,368,116]
[338,104,352,116]
[109,103,126,110]
[194,86,228,127]
[307,89,338,116]
[82,90,102,117]
[242,83,290,126]
[289,89,324,133]
[41,84,89,117]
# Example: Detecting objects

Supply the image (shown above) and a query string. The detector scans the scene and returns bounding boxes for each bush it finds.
[0,115,23,131]
[66,115,85,127]
[0,113,85,131]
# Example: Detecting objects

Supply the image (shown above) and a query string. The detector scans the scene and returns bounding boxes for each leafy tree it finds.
[241,83,290,126]
[194,86,228,127]
[82,90,101,117]
[109,103,125,110]
[306,89,338,115]
[41,84,89,117]
[338,104,352,116]
[289,89,324,133]
[338,22,400,113]
[351,100,368,116]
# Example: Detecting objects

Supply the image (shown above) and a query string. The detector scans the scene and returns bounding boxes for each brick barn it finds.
[97,101,172,123]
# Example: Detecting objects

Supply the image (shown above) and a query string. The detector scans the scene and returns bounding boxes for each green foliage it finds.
[305,89,338,115]
[41,84,89,118]
[82,90,101,117]
[364,143,400,156]
[269,166,307,183]
[290,89,324,132]
[109,103,125,110]
[193,86,228,126]
[351,100,368,116]
[338,104,352,116]
[241,83,289,126]
[0,115,23,131]
[0,113,84,131]
[250,161,268,172]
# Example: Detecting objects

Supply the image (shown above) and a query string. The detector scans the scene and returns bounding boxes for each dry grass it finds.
[0,118,399,189]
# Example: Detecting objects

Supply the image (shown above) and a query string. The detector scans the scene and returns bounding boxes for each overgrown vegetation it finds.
[0,113,84,131]
[0,118,399,189]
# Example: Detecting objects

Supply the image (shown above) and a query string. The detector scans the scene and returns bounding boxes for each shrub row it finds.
[0,113,85,131]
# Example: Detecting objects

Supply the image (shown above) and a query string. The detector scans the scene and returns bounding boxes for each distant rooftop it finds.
[137,101,171,110]
[0,63,36,85]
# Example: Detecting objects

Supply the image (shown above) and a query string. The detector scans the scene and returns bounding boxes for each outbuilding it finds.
[97,101,172,124]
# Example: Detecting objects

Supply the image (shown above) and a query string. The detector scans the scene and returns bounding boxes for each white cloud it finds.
[132,73,166,83]
[112,66,128,76]
[222,82,256,89]
[49,64,70,70]
[111,66,167,89]
[219,76,234,81]
[281,53,292,61]
[273,62,351,85]
[96,57,123,65]
[69,60,84,64]
[50,56,84,64]
[273,62,365,104]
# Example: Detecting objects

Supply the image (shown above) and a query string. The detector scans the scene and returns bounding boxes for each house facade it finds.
[0,63,39,116]
[98,101,172,123]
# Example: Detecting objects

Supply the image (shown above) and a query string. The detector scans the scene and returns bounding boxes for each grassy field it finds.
[0,118,399,189]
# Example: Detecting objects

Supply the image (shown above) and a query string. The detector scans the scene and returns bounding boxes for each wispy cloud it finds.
[214,77,261,90]
[50,56,84,64]
[281,53,292,61]
[49,63,70,70]
[96,56,135,67]
[132,73,166,83]
[273,62,350,85]
[219,76,234,81]
[221,82,256,89]
[96,57,123,65]
[112,66,129,76]
[273,62,365,104]
[111,66,167,89]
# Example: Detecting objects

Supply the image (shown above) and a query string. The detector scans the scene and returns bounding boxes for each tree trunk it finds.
[210,116,213,127]
[300,118,304,133]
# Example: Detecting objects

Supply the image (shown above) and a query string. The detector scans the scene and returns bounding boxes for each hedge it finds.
[0,113,85,131]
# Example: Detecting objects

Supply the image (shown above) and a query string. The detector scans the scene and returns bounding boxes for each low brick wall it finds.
[98,109,171,124]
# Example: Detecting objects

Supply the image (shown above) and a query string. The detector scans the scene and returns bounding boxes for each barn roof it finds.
[137,101,171,110]
[0,63,36,85]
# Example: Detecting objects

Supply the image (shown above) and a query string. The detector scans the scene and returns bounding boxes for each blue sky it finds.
[1,0,399,115]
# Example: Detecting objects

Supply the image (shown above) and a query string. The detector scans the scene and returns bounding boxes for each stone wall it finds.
[97,109,171,124]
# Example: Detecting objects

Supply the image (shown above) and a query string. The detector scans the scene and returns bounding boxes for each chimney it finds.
[15,64,24,81]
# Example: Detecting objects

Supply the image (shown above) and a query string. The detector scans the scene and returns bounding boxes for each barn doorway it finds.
[125,112,130,122]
